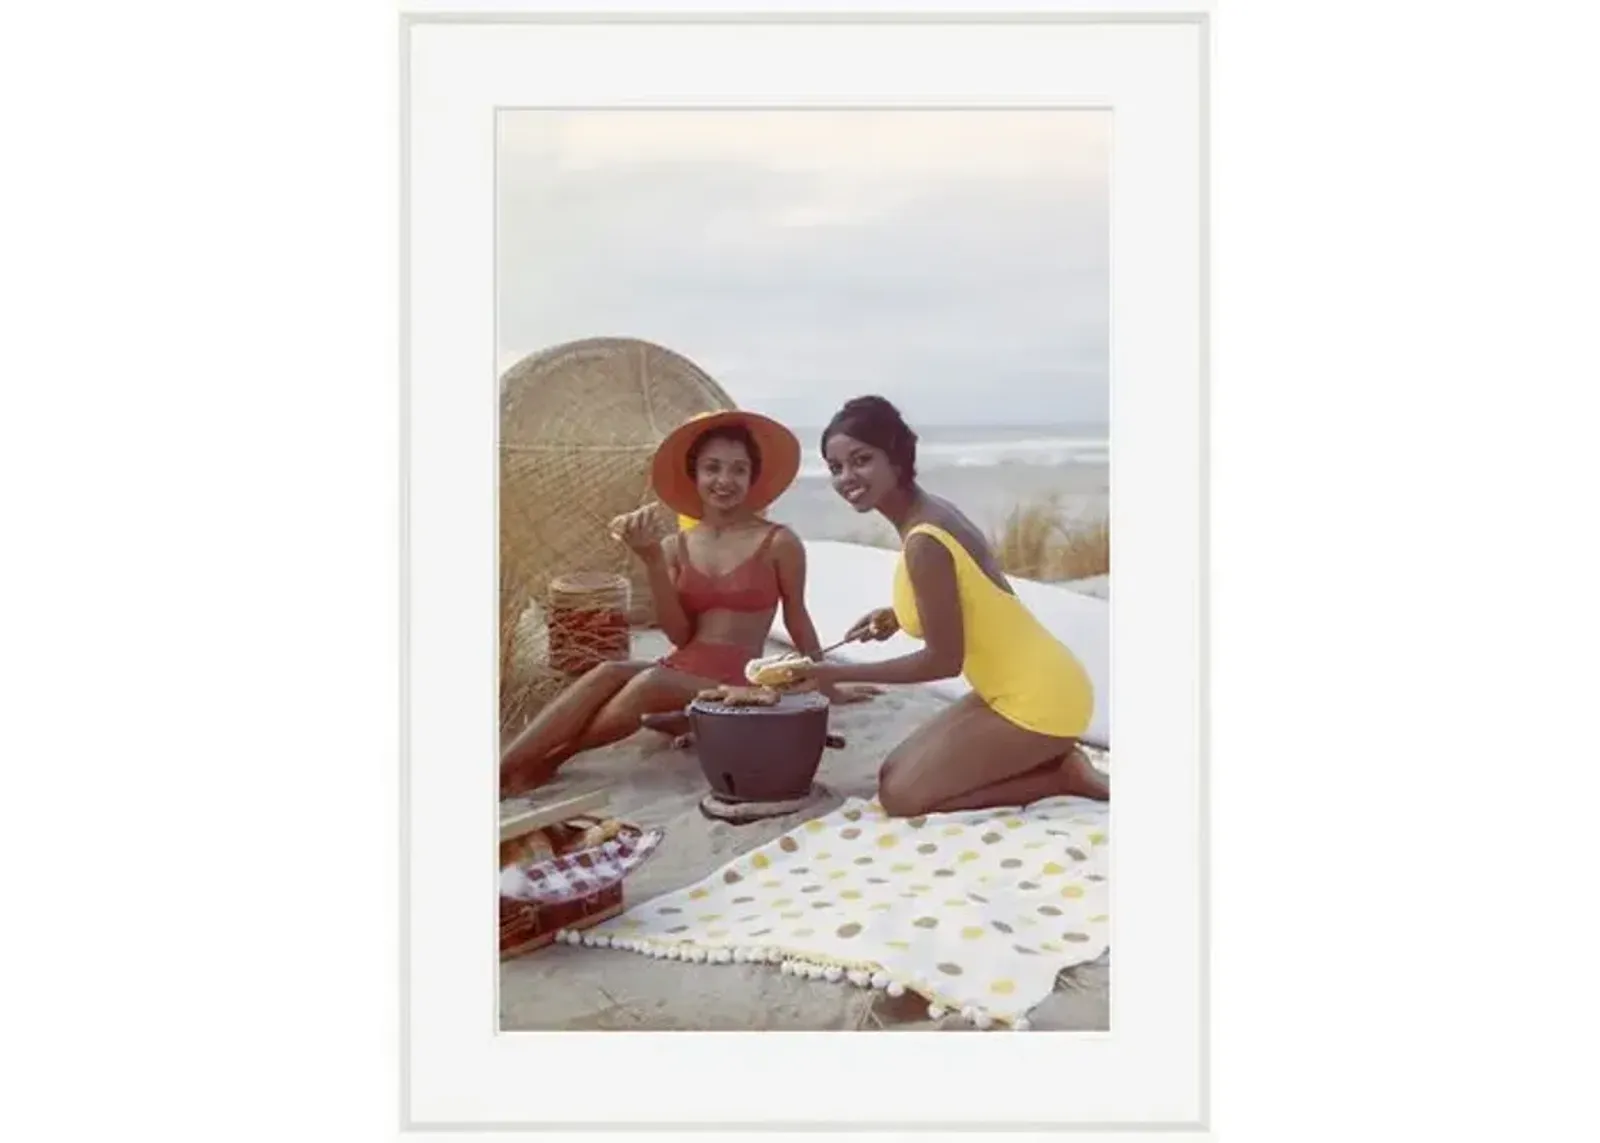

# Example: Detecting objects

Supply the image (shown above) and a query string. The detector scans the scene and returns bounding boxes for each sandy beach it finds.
[500,623,1111,1033]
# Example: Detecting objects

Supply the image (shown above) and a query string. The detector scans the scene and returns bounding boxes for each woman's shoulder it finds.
[909,506,980,548]
[763,521,803,558]
[902,524,960,571]
[908,511,993,570]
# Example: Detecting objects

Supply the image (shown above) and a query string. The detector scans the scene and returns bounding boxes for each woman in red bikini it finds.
[500,409,874,794]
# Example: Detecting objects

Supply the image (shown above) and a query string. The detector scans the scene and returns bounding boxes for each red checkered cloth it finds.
[499,825,664,905]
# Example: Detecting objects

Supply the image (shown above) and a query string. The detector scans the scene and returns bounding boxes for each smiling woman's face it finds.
[693,436,754,511]
[823,432,898,513]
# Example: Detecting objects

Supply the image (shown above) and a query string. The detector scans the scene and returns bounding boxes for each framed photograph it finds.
[403,2,1207,1132]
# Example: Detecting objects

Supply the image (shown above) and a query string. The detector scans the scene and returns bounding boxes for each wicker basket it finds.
[498,817,642,960]
[545,572,631,676]
[499,888,624,961]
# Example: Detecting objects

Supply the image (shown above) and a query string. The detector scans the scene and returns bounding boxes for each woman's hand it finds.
[773,660,875,703]
[778,658,831,691]
[845,607,899,643]
[822,682,881,706]
[611,505,666,558]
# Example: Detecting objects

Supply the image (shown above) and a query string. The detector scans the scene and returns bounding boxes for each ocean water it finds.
[765,424,1109,544]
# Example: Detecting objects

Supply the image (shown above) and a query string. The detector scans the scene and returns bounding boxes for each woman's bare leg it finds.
[505,666,717,792]
[500,660,648,787]
[875,693,1107,818]
[922,745,1108,814]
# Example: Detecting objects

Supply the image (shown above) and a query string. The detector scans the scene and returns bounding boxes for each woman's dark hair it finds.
[820,395,918,485]
[686,423,763,481]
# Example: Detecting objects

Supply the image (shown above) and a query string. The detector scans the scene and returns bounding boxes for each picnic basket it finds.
[498,816,658,960]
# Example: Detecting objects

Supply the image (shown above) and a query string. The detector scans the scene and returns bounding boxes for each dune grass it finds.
[838,493,1109,584]
[989,495,1110,583]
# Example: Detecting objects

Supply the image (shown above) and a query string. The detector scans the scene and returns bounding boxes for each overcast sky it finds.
[497,110,1108,428]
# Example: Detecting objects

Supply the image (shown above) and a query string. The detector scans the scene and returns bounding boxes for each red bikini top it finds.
[673,526,784,616]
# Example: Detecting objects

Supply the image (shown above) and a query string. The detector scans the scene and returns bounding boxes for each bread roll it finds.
[498,829,555,871]
[578,818,624,849]
[744,651,806,687]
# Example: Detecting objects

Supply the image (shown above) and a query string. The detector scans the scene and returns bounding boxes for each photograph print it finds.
[493,109,1112,1033]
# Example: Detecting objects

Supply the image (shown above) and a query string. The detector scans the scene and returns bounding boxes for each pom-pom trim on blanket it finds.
[552,927,1036,1029]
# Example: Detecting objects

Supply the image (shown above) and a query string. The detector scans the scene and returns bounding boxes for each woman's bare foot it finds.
[500,762,547,798]
[500,749,566,798]
[1054,746,1109,801]
[824,683,883,706]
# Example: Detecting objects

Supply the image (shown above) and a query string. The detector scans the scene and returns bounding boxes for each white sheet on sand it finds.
[575,793,1110,1028]
[774,540,1111,746]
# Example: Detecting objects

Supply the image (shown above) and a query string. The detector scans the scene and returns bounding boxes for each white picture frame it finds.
[401,2,1209,1132]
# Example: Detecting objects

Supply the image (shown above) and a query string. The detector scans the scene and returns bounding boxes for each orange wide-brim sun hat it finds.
[650,409,802,521]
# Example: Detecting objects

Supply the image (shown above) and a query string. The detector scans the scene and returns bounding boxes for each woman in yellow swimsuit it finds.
[789,396,1108,818]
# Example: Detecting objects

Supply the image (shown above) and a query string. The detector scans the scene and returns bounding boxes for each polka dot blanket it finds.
[562,794,1109,1030]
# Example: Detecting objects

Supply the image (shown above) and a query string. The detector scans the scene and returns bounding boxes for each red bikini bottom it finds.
[658,641,753,686]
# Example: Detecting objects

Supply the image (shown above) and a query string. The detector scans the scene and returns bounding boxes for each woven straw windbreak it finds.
[498,337,735,732]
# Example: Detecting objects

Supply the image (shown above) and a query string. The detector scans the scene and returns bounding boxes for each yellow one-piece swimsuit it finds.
[892,523,1094,738]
